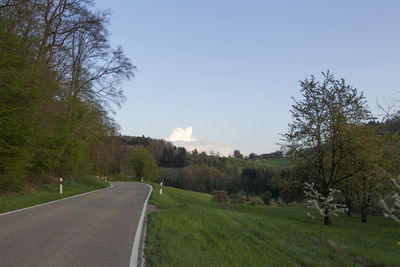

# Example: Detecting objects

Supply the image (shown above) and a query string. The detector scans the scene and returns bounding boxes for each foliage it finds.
[284,71,373,224]
[249,196,264,206]
[269,197,286,207]
[262,190,272,204]
[212,190,230,204]
[380,178,400,224]
[233,149,243,159]
[126,148,158,181]
[0,1,134,193]
[304,182,347,244]
[229,193,246,204]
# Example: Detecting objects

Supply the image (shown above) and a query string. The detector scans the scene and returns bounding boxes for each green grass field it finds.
[0,176,109,214]
[225,157,292,172]
[146,184,400,266]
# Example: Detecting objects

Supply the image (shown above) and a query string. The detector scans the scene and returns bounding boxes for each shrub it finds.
[212,190,230,203]
[249,197,264,206]
[230,193,246,204]
[269,197,286,207]
[262,191,272,204]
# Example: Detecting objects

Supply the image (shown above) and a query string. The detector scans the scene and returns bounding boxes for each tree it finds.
[233,150,243,159]
[339,124,389,223]
[284,71,373,224]
[126,148,158,181]
[304,182,347,244]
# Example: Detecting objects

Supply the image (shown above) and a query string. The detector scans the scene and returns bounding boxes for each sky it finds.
[94,0,400,156]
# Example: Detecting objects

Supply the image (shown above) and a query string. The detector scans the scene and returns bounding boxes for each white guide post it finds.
[160,182,163,195]
[59,177,63,194]
[141,177,143,182]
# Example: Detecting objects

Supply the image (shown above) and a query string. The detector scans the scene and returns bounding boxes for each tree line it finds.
[0,0,134,192]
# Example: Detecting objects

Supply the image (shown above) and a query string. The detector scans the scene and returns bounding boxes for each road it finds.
[0,182,152,267]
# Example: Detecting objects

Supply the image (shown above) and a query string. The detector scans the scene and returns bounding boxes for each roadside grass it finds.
[0,176,108,214]
[145,184,400,266]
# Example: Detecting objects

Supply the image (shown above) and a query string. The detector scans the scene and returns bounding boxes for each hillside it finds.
[225,157,292,172]
[145,184,400,266]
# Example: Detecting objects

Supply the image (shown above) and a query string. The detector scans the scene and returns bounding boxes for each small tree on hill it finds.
[304,182,347,244]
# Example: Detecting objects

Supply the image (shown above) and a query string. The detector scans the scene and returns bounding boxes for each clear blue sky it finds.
[95,0,400,156]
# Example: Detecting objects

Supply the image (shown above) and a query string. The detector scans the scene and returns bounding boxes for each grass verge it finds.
[145,184,400,266]
[0,176,109,214]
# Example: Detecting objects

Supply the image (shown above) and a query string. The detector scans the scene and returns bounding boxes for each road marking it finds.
[0,184,114,217]
[130,183,153,267]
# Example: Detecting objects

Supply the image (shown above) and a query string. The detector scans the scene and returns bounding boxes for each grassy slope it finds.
[0,176,109,214]
[225,157,292,172]
[146,184,400,266]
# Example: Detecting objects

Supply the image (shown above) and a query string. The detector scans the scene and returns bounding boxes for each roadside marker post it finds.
[59,177,63,194]
[141,177,143,182]
[160,182,163,195]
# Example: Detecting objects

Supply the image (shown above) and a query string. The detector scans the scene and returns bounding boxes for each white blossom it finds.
[304,182,348,218]
[380,178,400,224]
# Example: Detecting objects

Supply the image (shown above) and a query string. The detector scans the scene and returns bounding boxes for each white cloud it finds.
[167,126,233,157]
[167,126,197,142]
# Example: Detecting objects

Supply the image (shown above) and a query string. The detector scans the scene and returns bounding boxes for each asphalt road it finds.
[0,182,151,267]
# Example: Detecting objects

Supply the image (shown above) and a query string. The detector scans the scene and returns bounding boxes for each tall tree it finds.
[284,71,373,224]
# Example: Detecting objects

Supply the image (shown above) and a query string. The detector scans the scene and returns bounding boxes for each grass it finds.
[145,184,400,266]
[0,176,109,214]
[225,157,292,172]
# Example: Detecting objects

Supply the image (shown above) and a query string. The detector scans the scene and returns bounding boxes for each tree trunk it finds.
[361,208,367,223]
[346,200,352,217]
[324,214,332,225]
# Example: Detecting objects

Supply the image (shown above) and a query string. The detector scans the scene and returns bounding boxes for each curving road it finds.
[0,182,152,267]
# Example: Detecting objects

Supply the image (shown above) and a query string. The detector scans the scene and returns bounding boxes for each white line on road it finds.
[129,183,153,267]
[0,184,114,217]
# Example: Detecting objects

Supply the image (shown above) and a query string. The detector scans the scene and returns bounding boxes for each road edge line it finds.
[0,183,114,217]
[129,183,153,267]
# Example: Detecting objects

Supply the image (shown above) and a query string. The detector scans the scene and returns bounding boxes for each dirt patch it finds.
[147,203,162,214]
[326,240,365,266]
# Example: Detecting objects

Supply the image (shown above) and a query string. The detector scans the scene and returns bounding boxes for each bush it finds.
[262,191,272,204]
[230,193,246,204]
[269,197,286,207]
[126,148,158,181]
[249,197,264,206]
[212,190,230,203]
